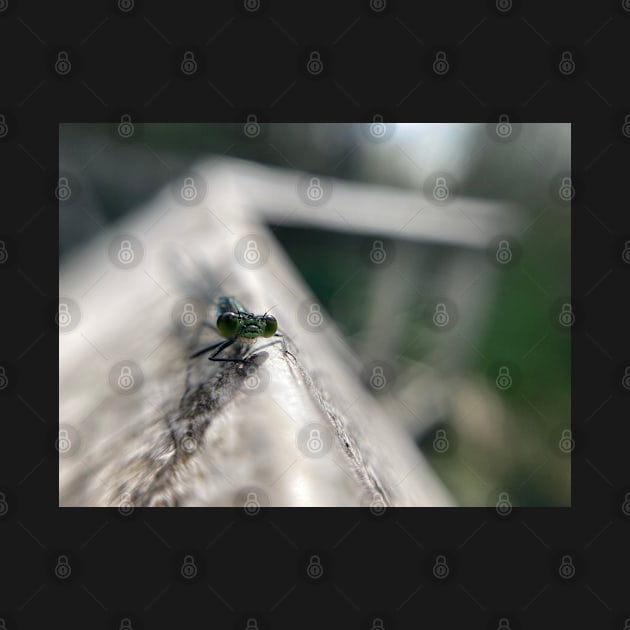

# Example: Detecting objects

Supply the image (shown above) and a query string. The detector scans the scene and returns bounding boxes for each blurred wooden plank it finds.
[219,157,519,248]
[59,158,454,507]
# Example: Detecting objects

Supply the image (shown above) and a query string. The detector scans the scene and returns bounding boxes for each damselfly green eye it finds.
[217,312,239,338]
[262,314,277,338]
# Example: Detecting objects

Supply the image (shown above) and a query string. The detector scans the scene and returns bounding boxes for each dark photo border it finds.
[1,1,628,628]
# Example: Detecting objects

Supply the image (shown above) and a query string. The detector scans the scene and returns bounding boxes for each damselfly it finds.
[190,296,289,364]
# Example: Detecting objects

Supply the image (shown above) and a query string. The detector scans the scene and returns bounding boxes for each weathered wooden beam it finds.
[60,158,517,507]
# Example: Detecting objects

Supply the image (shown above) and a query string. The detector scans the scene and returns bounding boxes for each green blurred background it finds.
[60,122,571,506]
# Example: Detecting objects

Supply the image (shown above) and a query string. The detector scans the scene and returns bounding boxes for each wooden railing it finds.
[59,158,518,507]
